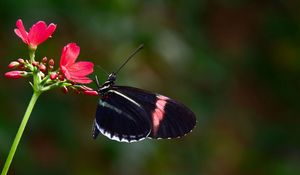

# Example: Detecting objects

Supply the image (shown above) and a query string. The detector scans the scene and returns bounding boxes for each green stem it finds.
[29,48,35,62]
[1,92,41,175]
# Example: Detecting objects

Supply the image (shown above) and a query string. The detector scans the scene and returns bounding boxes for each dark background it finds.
[1,0,300,175]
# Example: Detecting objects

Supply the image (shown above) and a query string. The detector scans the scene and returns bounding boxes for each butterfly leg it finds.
[92,119,100,139]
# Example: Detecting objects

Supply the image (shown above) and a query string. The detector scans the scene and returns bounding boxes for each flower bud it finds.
[8,61,20,69]
[39,64,46,72]
[18,65,25,70]
[32,61,39,66]
[83,90,98,96]
[48,59,55,71]
[18,58,25,64]
[4,71,27,79]
[50,72,58,80]
[62,86,68,94]
[79,85,93,91]
[74,89,80,94]
[42,57,48,63]
[49,59,54,66]
[58,74,65,81]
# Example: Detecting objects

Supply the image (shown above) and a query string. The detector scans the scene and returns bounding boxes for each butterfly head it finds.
[108,72,117,82]
[97,72,116,96]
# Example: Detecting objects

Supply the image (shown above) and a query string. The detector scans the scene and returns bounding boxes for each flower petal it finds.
[60,43,80,68]
[14,19,29,44]
[28,21,56,48]
[65,61,94,84]
[67,61,94,77]
[61,62,94,84]
[46,23,56,37]
[67,75,93,84]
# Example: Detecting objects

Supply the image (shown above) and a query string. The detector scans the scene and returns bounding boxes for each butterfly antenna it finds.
[114,44,144,74]
[96,65,109,76]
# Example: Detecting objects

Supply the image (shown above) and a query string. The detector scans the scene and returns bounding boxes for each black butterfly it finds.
[92,45,196,142]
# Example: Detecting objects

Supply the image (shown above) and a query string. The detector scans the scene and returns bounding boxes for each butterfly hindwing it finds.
[93,89,151,142]
[114,86,196,139]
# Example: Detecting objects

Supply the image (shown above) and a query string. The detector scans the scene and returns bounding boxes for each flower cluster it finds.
[5,19,98,96]
[2,19,100,175]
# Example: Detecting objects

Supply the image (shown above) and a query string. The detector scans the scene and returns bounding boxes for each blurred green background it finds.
[1,0,300,175]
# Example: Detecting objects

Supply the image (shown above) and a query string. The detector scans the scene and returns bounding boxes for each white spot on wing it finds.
[98,100,138,123]
[108,90,141,107]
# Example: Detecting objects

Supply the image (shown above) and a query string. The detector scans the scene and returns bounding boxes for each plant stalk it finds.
[1,92,41,175]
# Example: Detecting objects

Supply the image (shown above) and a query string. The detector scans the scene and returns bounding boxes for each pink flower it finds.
[14,19,56,49]
[5,71,27,79]
[60,43,94,84]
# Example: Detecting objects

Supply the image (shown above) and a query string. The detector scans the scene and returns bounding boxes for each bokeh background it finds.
[1,0,300,175]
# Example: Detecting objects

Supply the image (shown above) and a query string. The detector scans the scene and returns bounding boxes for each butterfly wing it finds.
[114,86,196,139]
[93,89,152,142]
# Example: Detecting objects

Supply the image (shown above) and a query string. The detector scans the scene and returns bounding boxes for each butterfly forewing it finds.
[113,86,196,139]
[94,89,152,142]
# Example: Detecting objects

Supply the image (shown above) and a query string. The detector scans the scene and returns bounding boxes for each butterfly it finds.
[92,45,196,142]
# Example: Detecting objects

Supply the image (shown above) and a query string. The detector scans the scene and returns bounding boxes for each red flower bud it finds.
[18,58,25,64]
[8,61,20,69]
[74,89,81,94]
[39,64,46,72]
[49,59,54,66]
[32,61,39,66]
[18,65,25,70]
[42,57,48,63]
[58,74,65,81]
[83,90,98,96]
[79,85,93,91]
[50,72,58,80]
[4,71,27,79]
[62,86,68,94]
